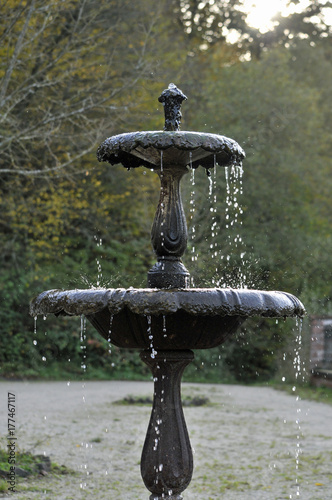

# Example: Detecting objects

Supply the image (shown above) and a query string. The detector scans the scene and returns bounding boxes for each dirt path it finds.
[1,380,331,499]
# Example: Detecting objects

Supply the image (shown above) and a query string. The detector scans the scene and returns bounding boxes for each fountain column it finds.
[148,165,190,289]
[140,350,194,500]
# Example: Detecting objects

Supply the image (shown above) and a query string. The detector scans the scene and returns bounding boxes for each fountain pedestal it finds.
[140,350,194,500]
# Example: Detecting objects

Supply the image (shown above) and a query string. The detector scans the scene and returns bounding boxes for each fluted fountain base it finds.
[140,350,194,500]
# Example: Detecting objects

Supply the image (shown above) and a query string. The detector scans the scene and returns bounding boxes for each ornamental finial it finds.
[158,83,187,131]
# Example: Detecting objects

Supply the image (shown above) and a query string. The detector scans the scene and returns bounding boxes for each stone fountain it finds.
[30,84,305,500]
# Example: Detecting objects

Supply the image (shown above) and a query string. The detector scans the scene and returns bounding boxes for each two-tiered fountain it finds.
[30,84,305,499]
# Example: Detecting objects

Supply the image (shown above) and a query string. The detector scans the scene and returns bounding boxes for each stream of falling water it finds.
[33,315,37,348]
[108,314,114,354]
[278,317,304,499]
[189,159,199,272]
[80,315,87,375]
[209,157,219,272]
[208,161,246,288]
[224,163,246,287]
[289,317,304,499]
[160,151,165,259]
[79,315,90,490]
[147,315,157,358]
[94,236,103,287]
[162,314,167,338]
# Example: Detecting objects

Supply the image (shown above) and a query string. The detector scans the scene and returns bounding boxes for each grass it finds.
[0,361,151,382]
[269,381,332,405]
[0,448,42,475]
[0,447,74,495]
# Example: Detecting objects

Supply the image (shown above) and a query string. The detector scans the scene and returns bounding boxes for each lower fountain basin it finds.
[30,288,305,350]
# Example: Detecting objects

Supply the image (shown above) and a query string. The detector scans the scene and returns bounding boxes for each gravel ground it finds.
[0,380,331,500]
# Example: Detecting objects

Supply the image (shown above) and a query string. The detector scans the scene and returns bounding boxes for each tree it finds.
[0,0,166,179]
[173,0,248,48]
[0,0,193,378]
[178,39,332,381]
[174,0,332,57]
[244,0,332,59]
[2,0,331,381]
[189,40,331,301]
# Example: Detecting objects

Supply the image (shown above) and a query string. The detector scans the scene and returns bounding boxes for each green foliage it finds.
[0,448,38,474]
[271,383,332,406]
[175,0,332,57]
[189,40,332,309]
[0,447,73,479]
[183,318,290,384]
[0,0,190,178]
[0,1,331,381]
[182,40,332,381]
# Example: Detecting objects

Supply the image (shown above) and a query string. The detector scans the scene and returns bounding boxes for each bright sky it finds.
[243,0,332,32]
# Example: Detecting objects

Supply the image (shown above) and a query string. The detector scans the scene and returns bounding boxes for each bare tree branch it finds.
[0,0,36,101]
[0,0,162,178]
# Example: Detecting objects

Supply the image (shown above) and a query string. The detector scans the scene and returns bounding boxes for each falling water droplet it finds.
[80,315,87,375]
[222,163,247,287]
[162,315,167,337]
[108,315,114,354]
[209,163,220,276]
[208,173,213,196]
[147,315,157,358]
[189,167,199,265]
[94,236,103,287]
[291,318,303,498]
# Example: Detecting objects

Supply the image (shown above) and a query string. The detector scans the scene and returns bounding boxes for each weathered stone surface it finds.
[30,287,305,318]
[97,131,245,171]
[30,288,305,350]
[96,96,245,291]
[140,350,194,499]
[158,83,187,132]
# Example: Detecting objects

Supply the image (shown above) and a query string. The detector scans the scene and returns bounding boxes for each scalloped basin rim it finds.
[96,131,246,170]
[30,287,305,318]
[98,131,245,155]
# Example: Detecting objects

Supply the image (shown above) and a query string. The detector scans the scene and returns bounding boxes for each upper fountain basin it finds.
[96,131,245,170]
[30,288,305,350]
